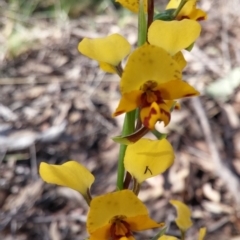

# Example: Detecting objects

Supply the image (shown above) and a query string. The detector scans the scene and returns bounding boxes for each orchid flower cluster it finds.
[39,0,207,239]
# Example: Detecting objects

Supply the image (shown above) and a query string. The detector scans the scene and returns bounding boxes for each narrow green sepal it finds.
[112,126,149,145]
[151,129,167,140]
[185,42,195,51]
[112,136,132,145]
[153,9,175,21]
[150,226,167,240]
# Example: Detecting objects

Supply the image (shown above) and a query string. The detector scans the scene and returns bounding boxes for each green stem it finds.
[117,110,135,190]
[172,0,188,19]
[116,0,147,190]
[138,0,147,46]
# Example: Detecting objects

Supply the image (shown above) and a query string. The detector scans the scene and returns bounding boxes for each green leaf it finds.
[154,9,175,21]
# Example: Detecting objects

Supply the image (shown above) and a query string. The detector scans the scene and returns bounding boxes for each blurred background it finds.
[0,0,240,239]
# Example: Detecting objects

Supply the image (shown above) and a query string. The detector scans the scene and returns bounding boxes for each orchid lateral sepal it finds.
[112,126,149,145]
[133,177,141,195]
[115,63,123,77]
[123,171,132,189]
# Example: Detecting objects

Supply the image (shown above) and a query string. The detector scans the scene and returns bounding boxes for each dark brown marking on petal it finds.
[143,107,157,129]
[110,218,133,240]
[197,16,205,21]
[160,108,171,118]
[184,93,197,97]
[160,108,171,126]
[179,16,190,20]
[144,166,152,175]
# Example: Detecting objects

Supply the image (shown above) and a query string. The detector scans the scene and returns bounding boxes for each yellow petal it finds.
[99,62,117,73]
[87,190,159,235]
[198,227,207,240]
[113,90,143,117]
[127,215,164,231]
[166,0,207,21]
[170,200,193,231]
[140,102,171,129]
[88,224,111,240]
[78,34,131,66]
[164,100,180,111]
[120,44,182,93]
[173,52,187,70]
[188,9,207,21]
[148,19,201,55]
[157,80,199,100]
[124,138,174,183]
[166,0,181,9]
[116,0,147,13]
[39,161,94,198]
[158,235,178,240]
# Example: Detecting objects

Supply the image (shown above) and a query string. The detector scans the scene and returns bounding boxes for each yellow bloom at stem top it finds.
[87,190,164,240]
[39,161,94,202]
[78,34,131,73]
[166,0,207,21]
[113,44,199,129]
[170,200,193,232]
[124,138,174,183]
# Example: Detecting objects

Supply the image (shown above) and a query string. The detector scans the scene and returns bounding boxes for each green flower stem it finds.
[138,0,147,46]
[117,0,147,190]
[117,110,136,190]
[172,0,188,19]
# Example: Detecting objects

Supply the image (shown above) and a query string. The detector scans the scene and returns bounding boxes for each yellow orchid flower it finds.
[198,227,206,240]
[87,189,164,240]
[78,34,131,73]
[166,0,207,21]
[148,19,201,56]
[115,0,147,13]
[113,44,199,129]
[124,138,174,183]
[170,200,193,232]
[39,161,94,202]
